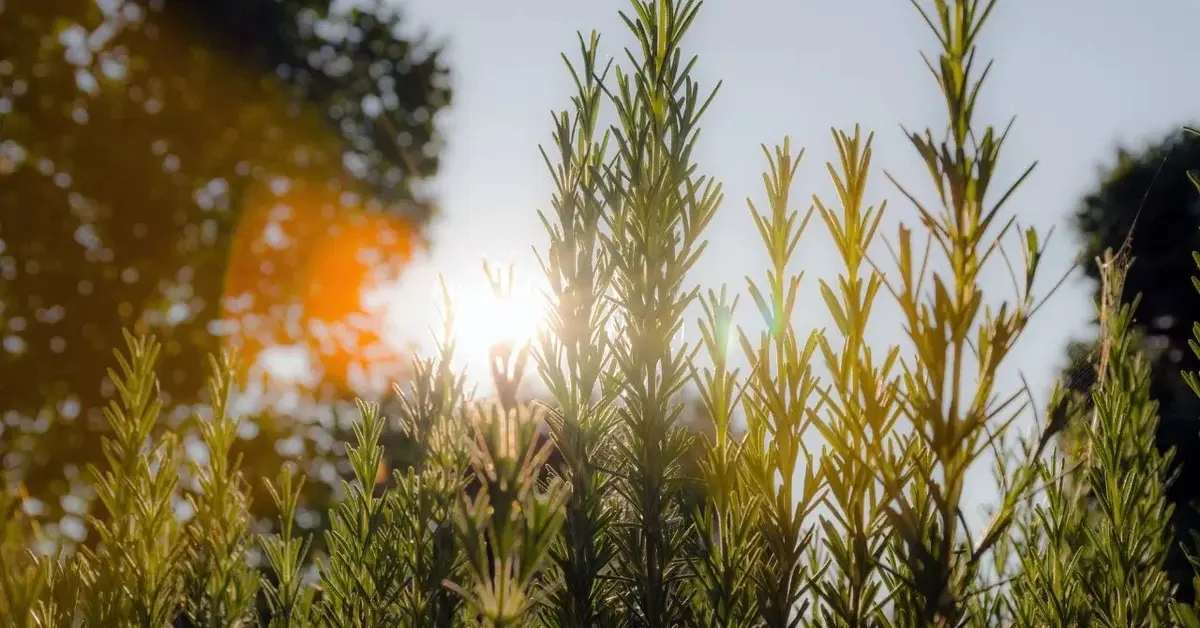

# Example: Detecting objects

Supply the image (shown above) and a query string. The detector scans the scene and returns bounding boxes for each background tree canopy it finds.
[0,0,451,546]
[1062,125,1200,601]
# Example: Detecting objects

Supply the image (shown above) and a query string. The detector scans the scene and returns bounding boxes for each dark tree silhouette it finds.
[0,0,451,546]
[1061,125,1200,602]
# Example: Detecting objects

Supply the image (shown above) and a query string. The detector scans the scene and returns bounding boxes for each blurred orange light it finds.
[221,180,419,396]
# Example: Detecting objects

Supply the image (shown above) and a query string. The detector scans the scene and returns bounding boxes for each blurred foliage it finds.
[1061,126,1200,602]
[0,0,451,548]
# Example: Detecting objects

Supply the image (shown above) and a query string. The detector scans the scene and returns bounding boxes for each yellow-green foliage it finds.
[0,1,1193,626]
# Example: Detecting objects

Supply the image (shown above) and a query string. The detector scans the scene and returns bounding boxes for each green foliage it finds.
[739,139,824,628]
[1,0,1197,626]
[0,476,57,626]
[315,399,408,625]
[448,401,569,626]
[1076,265,1174,624]
[812,128,898,627]
[259,465,317,627]
[78,332,189,626]
[1063,120,1200,602]
[387,306,470,627]
[183,353,260,626]
[597,1,722,624]
[1014,252,1176,625]
[531,30,622,628]
[690,286,761,628]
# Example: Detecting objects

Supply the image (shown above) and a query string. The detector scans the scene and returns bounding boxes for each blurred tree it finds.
[0,0,451,548]
[1061,126,1200,602]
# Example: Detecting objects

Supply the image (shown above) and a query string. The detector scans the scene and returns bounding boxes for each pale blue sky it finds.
[385,0,1199,517]
[398,0,1198,385]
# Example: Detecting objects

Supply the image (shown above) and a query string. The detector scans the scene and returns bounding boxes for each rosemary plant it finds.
[260,464,317,628]
[315,399,407,626]
[598,1,723,624]
[1011,250,1176,626]
[2,1,1195,626]
[78,332,189,627]
[737,139,825,628]
[812,127,903,627]
[388,293,470,628]
[689,286,761,627]
[531,30,622,628]
[0,475,53,626]
[183,353,260,627]
[871,0,1063,623]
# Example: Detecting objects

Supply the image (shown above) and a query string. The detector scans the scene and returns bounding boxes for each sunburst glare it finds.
[369,261,550,390]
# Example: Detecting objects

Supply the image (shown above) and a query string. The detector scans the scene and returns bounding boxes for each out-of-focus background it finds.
[2,0,454,549]
[2,0,1199,567]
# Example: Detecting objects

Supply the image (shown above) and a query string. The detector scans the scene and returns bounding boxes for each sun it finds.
[448,276,547,361]
[366,263,550,386]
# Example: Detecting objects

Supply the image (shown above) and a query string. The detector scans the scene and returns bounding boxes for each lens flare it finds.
[220,182,419,397]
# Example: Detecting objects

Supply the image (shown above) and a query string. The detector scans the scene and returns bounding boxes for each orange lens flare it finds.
[221,181,419,396]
